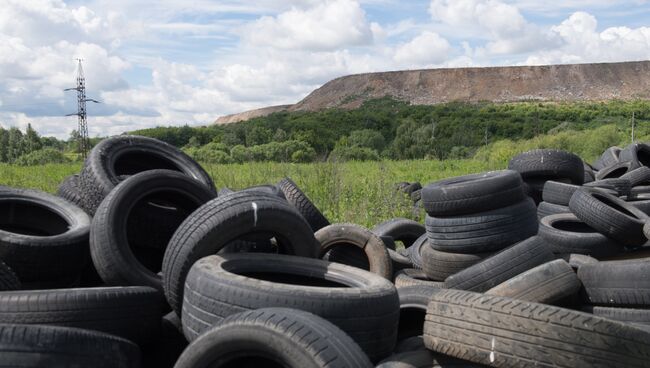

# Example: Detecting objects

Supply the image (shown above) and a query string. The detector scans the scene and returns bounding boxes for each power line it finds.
[65,59,100,159]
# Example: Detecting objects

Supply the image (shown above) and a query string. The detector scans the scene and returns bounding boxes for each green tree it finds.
[7,127,25,162]
[347,129,386,151]
[245,126,272,146]
[273,128,288,142]
[24,123,42,153]
[0,128,8,162]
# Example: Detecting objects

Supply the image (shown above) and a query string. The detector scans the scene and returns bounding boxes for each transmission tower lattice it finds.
[65,59,99,159]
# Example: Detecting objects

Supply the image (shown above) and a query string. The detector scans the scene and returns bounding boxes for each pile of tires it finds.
[2,138,650,368]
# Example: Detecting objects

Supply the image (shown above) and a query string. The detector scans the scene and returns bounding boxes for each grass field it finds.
[0,159,497,228]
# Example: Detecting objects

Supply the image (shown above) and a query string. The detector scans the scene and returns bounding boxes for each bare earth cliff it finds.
[215,60,650,124]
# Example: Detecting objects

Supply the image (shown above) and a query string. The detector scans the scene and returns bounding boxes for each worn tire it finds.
[316,223,392,279]
[578,260,650,307]
[408,234,428,269]
[420,245,492,281]
[0,286,163,345]
[423,289,650,368]
[394,269,445,289]
[421,170,525,216]
[619,142,650,170]
[397,285,444,341]
[373,218,425,249]
[181,254,399,361]
[595,161,634,180]
[56,174,84,208]
[486,259,581,304]
[425,198,538,253]
[79,135,215,215]
[569,187,648,247]
[90,170,216,291]
[0,187,91,287]
[620,166,650,186]
[174,308,372,368]
[542,181,580,206]
[508,149,585,184]
[568,254,599,269]
[538,213,623,257]
[583,306,650,328]
[0,260,20,291]
[584,178,632,196]
[592,146,621,171]
[444,236,555,292]
[278,177,329,231]
[162,191,319,313]
[377,350,482,368]
[537,201,570,220]
[0,324,140,368]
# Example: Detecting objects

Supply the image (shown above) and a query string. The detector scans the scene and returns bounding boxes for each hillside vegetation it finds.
[132,98,650,163]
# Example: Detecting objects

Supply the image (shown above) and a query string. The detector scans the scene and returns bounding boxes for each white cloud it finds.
[242,0,375,51]
[394,31,451,66]
[429,0,526,38]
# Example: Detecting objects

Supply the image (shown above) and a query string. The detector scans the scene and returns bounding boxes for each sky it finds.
[1,0,649,139]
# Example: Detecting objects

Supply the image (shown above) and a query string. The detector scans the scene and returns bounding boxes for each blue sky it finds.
[0,0,649,138]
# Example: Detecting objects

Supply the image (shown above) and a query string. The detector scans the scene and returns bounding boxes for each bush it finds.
[329,146,380,161]
[14,148,70,166]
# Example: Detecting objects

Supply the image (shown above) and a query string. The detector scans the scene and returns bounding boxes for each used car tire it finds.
[538,213,623,257]
[508,149,585,184]
[595,161,634,180]
[0,260,20,291]
[181,253,399,361]
[592,146,621,171]
[0,187,91,287]
[162,191,319,313]
[394,269,444,289]
[372,218,425,250]
[584,178,632,196]
[420,245,492,281]
[56,174,84,208]
[619,142,650,170]
[578,260,650,307]
[583,306,650,329]
[79,135,215,215]
[542,181,580,206]
[620,166,650,186]
[423,289,650,368]
[278,177,329,232]
[174,308,373,368]
[90,170,216,291]
[396,285,444,341]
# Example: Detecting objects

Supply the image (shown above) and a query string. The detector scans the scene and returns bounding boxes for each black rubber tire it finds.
[0,286,163,345]
[595,161,634,180]
[421,170,525,216]
[90,170,216,291]
[316,223,392,279]
[162,191,319,313]
[420,245,492,281]
[583,162,596,183]
[444,236,555,292]
[485,259,581,304]
[538,213,623,257]
[141,311,188,368]
[0,260,20,291]
[508,149,585,184]
[568,253,599,269]
[408,234,428,269]
[410,189,422,203]
[627,198,650,215]
[377,350,482,368]
[388,248,414,273]
[322,244,370,270]
[578,260,650,307]
[397,285,444,341]
[583,306,650,328]
[425,198,538,253]
[592,146,621,171]
[423,289,650,368]
[174,307,373,368]
[394,336,426,353]
[537,201,570,220]
[394,269,444,289]
[0,187,91,287]
[56,174,84,208]
[278,177,329,232]
[620,166,650,186]
[584,178,632,196]
[569,187,648,247]
[373,218,425,249]
[0,324,140,368]
[240,184,286,199]
[619,142,650,170]
[542,181,580,205]
[79,135,215,215]
[181,254,399,362]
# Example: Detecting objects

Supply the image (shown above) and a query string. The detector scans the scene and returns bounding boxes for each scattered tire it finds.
[595,161,633,180]
[377,350,482,368]
[423,289,650,368]
[316,223,392,279]
[508,149,585,184]
[444,236,555,292]
[538,213,623,257]
[421,170,525,216]
[162,191,319,313]
[373,218,425,249]
[592,146,621,171]
[404,182,422,195]
[0,324,140,368]
[407,234,428,269]
[542,181,580,206]
[90,170,216,291]
[425,198,538,253]
[174,308,373,368]
[397,285,444,340]
[394,269,444,289]
[420,245,492,281]
[0,286,163,346]
[583,162,596,183]
[394,336,425,353]
[78,135,215,215]
[619,142,650,170]
[0,187,91,287]
[537,201,570,220]
[56,174,84,208]
[620,166,650,186]
[388,247,413,273]
[0,260,20,291]
[584,178,632,196]
[578,260,650,307]
[583,306,650,328]
[569,187,648,247]
[240,184,286,199]
[181,254,399,361]
[278,177,330,232]
[485,259,581,304]
[568,253,599,269]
